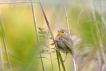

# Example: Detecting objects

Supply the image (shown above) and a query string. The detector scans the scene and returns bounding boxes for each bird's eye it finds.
[62,31,64,33]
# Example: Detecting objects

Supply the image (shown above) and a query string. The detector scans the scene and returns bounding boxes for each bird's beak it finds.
[57,30,59,32]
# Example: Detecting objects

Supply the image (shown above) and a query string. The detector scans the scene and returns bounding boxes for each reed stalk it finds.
[39,0,66,71]
[30,0,45,71]
[63,0,77,71]
[0,38,4,71]
[0,12,12,71]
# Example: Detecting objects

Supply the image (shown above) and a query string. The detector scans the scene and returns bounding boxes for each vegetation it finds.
[0,0,106,71]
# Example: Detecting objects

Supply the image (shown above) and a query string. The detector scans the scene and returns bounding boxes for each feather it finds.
[62,38,74,55]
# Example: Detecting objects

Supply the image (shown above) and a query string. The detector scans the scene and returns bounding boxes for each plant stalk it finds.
[30,0,45,71]
[0,12,12,71]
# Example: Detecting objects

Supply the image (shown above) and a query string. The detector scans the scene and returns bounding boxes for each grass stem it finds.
[0,38,4,71]
[30,0,45,71]
[39,0,66,71]
[72,56,77,71]
[0,12,12,71]
[91,0,106,65]
[62,0,70,35]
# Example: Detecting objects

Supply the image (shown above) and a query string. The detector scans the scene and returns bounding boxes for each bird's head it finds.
[55,29,65,39]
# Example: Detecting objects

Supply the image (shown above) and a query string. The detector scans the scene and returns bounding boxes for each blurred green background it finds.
[0,0,106,71]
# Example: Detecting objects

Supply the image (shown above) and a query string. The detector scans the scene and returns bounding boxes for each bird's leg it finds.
[63,53,68,62]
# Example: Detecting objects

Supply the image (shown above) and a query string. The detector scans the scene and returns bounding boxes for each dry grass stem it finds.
[30,0,45,71]
[39,0,66,71]
[0,12,12,71]
[0,1,39,4]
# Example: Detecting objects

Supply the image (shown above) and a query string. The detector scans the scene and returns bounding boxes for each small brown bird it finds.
[53,29,77,71]
[54,29,74,61]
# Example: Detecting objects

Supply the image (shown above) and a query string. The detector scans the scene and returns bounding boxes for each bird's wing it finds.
[62,38,74,55]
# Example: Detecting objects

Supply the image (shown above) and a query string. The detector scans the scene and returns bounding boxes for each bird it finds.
[52,29,77,71]
[53,29,74,61]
